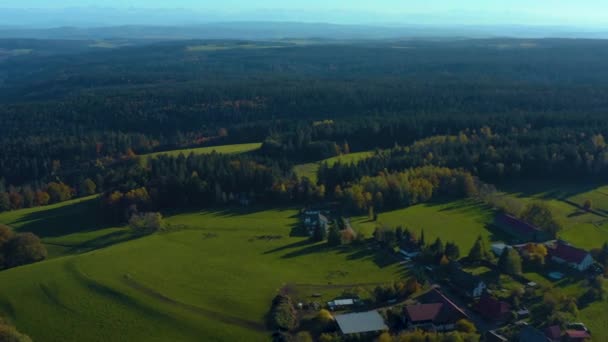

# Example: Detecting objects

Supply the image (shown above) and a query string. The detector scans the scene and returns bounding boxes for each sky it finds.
[1,0,607,27]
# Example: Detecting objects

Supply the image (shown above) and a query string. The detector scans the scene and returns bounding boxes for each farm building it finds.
[546,241,594,271]
[496,214,550,243]
[403,288,469,332]
[327,298,356,310]
[449,265,486,298]
[334,311,388,336]
[475,293,511,322]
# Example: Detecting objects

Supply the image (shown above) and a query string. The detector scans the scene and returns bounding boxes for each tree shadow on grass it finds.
[175,205,299,218]
[47,229,142,255]
[6,198,113,238]
[263,239,315,255]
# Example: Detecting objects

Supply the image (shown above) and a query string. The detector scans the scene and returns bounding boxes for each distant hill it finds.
[1,22,608,41]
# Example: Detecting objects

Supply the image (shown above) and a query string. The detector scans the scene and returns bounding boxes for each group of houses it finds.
[496,214,596,272]
[332,287,470,337]
[315,212,597,340]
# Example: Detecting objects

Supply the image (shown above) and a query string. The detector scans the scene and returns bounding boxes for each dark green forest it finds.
[2,38,608,215]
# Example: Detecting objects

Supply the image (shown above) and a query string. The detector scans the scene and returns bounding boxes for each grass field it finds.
[142,143,262,164]
[293,151,376,182]
[0,205,403,342]
[498,181,608,250]
[351,199,495,252]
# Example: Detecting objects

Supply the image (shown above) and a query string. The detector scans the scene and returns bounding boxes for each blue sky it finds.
[1,0,607,27]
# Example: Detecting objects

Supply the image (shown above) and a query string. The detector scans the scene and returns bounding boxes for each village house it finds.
[403,288,469,332]
[546,241,594,272]
[449,265,486,298]
[496,214,551,243]
[564,330,592,341]
[302,210,329,235]
[519,325,549,342]
[334,311,388,336]
[475,293,511,322]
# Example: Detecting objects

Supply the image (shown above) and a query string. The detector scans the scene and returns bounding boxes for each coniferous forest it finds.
[2,39,608,216]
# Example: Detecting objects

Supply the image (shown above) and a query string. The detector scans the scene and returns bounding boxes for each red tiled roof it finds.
[544,325,561,340]
[405,303,443,322]
[476,294,510,321]
[405,289,469,324]
[565,330,591,339]
[551,242,590,264]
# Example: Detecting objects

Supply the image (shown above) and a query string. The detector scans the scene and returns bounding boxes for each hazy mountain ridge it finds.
[1,22,608,40]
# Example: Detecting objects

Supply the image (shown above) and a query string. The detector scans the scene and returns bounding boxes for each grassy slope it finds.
[0,206,402,342]
[0,195,131,258]
[293,151,376,183]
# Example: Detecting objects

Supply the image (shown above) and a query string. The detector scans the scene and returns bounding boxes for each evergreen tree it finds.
[468,236,486,262]
[498,248,522,275]
[419,229,426,247]
[395,226,404,242]
[445,242,461,261]
[327,226,341,247]
[312,225,327,242]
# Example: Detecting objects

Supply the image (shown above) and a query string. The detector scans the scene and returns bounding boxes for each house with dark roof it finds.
[519,325,550,342]
[497,214,550,243]
[547,241,594,271]
[450,266,486,298]
[475,293,511,322]
[485,330,508,342]
[335,311,388,336]
[403,288,469,332]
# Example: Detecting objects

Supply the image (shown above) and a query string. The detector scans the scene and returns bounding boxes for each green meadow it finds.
[0,204,402,342]
[293,151,376,183]
[351,199,495,252]
[2,176,608,341]
[497,181,608,250]
[142,143,262,164]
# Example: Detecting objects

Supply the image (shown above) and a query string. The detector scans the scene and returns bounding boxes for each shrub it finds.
[3,233,47,269]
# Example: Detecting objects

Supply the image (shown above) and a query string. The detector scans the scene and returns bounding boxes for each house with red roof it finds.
[547,241,594,271]
[475,293,511,322]
[403,288,469,332]
[565,330,591,341]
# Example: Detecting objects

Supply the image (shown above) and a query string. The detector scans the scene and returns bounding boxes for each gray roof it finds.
[335,311,388,335]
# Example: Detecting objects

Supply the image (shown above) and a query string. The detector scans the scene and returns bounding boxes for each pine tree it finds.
[445,242,461,261]
[468,236,485,262]
[498,248,522,275]
[419,229,426,247]
[312,225,327,242]
[327,226,341,247]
